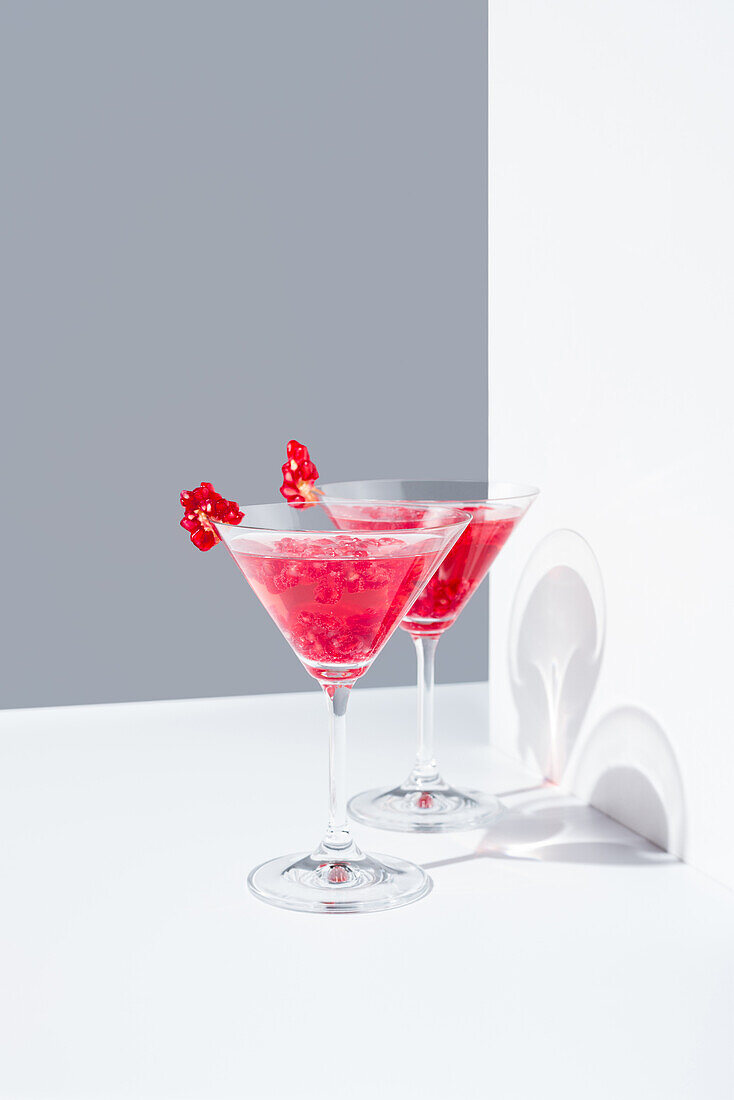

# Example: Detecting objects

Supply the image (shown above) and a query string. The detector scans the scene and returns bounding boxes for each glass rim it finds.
[318,479,540,507]
[210,499,473,538]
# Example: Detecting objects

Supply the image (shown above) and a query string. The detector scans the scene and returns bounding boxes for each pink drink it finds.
[232,535,442,683]
[402,505,520,635]
[324,502,521,637]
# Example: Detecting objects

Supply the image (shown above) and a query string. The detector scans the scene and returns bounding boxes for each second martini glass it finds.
[212,500,470,912]
[320,480,538,832]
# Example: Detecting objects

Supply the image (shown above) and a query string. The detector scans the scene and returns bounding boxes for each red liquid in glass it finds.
[232,536,441,683]
[324,503,520,637]
[402,506,519,635]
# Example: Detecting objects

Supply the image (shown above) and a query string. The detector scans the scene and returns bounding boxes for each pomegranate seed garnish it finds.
[417,792,433,809]
[280,439,321,508]
[179,481,243,551]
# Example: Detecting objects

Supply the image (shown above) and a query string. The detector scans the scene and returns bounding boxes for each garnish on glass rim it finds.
[280,439,321,507]
[179,482,243,551]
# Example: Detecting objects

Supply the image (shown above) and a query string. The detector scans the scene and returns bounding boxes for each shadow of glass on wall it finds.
[505,529,686,861]
[509,530,605,782]
[567,707,687,859]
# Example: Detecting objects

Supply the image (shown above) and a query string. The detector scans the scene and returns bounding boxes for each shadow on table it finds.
[422,786,679,871]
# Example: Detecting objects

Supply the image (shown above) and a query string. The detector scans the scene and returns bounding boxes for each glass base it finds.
[348,778,505,833]
[247,849,432,914]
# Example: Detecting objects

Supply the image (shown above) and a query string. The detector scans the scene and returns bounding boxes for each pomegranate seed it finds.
[179,481,243,551]
[279,439,321,507]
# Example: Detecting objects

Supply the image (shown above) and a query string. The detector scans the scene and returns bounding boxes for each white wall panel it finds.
[489,0,734,887]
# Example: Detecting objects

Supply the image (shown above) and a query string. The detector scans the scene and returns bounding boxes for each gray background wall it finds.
[1,1,488,708]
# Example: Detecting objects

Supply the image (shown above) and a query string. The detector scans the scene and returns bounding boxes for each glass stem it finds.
[320,682,357,855]
[409,634,441,787]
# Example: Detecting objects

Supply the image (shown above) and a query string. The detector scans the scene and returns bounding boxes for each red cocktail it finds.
[321,481,538,832]
[232,536,446,683]
[402,505,520,635]
[211,500,470,912]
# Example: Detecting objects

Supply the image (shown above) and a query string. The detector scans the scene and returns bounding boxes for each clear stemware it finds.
[320,480,538,832]
[212,500,470,912]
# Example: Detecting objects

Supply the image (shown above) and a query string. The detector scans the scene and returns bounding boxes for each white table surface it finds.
[1,683,732,1100]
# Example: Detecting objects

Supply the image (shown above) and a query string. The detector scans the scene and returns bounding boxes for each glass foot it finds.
[247,849,432,914]
[348,779,505,833]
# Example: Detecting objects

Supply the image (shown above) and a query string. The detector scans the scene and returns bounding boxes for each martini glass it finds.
[320,481,538,832]
[212,500,470,913]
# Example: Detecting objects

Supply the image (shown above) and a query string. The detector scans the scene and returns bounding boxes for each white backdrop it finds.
[489,0,734,889]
